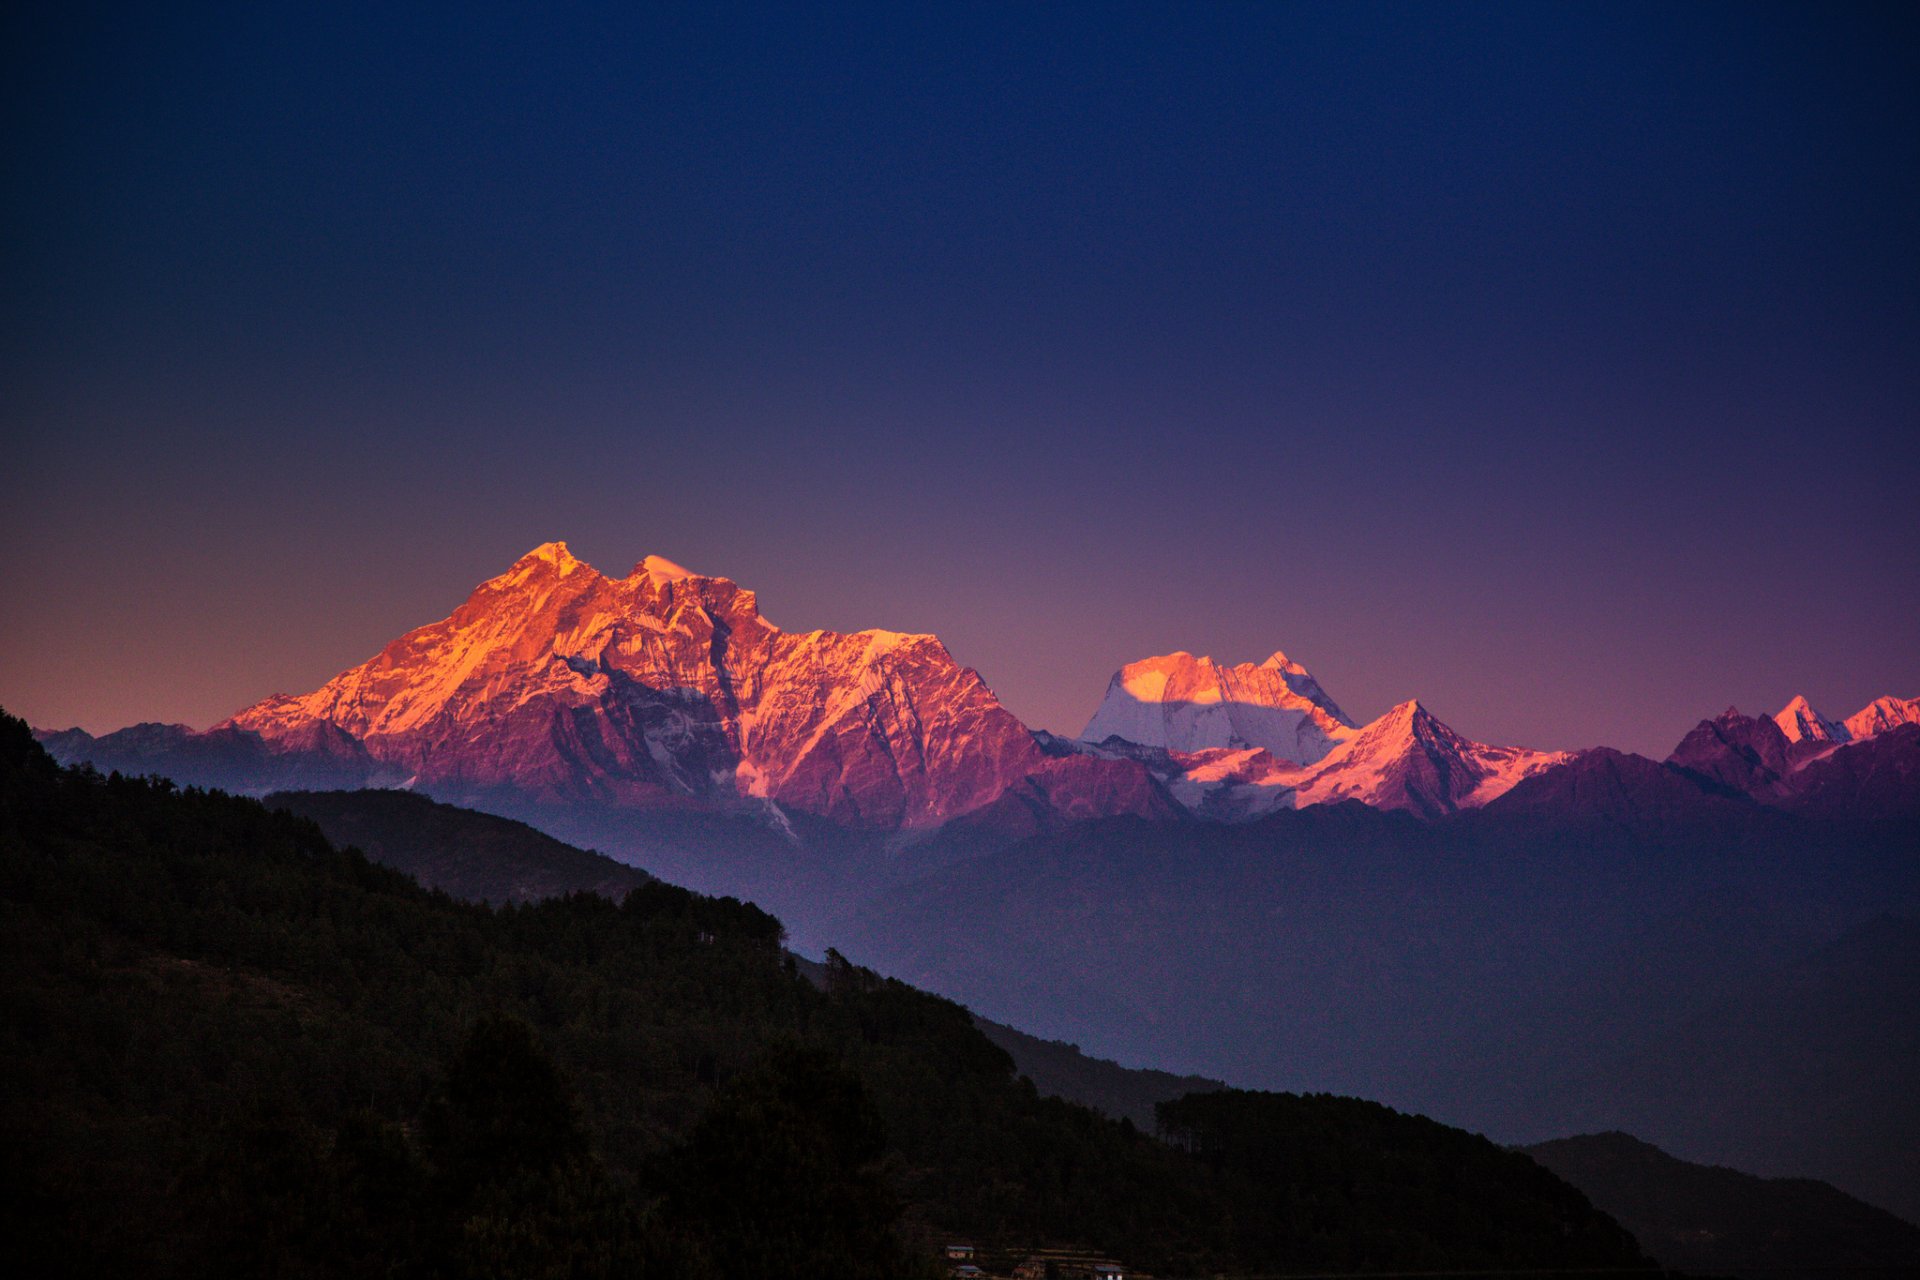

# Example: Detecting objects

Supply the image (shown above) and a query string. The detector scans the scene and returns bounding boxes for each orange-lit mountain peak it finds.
[215,544,1165,830]
[507,540,589,572]
[1082,647,1355,765]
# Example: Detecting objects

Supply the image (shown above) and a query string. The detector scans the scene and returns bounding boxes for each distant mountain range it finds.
[33,542,1919,834]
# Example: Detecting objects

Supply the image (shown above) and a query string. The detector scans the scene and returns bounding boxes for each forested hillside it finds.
[0,712,1648,1278]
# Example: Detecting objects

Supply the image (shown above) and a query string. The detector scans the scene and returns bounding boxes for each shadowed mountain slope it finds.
[1524,1131,1920,1279]
[839,779,1920,1220]
[970,1017,1227,1130]
[266,788,653,905]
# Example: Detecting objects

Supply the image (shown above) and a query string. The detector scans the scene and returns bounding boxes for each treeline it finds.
[0,711,1649,1278]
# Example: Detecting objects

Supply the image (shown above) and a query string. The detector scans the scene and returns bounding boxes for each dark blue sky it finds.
[4,1,1916,754]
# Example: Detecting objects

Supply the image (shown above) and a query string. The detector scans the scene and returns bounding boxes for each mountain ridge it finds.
[30,543,1916,838]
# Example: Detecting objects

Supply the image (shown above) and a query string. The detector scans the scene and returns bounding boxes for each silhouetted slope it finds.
[0,709,1648,1278]
[1524,1131,1920,1279]
[1161,1091,1644,1268]
[267,788,652,904]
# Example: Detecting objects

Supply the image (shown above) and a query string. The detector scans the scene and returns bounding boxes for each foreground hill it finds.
[0,712,1646,1278]
[1524,1132,1920,1279]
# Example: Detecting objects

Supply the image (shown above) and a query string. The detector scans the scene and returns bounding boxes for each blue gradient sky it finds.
[4,1,1916,756]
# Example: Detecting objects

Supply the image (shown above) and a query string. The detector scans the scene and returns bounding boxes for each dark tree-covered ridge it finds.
[0,709,1649,1278]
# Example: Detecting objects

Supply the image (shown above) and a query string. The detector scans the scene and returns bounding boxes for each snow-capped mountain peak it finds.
[501,540,587,577]
[1774,695,1850,745]
[1080,648,1356,765]
[216,542,1162,830]
[1259,649,1308,674]
[1290,699,1565,817]
[1844,695,1920,741]
[1066,681,1564,821]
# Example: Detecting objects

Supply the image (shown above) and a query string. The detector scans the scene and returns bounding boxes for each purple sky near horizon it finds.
[3,2,1916,758]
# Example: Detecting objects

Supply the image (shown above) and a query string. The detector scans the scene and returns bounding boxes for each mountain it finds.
[1080,649,1355,764]
[36,544,1908,844]
[1847,694,1920,740]
[1668,706,1800,796]
[1780,724,1920,822]
[1523,1131,1920,1280]
[225,542,1022,825]
[1473,746,1787,842]
[66,543,1159,833]
[266,788,653,904]
[1774,694,1850,746]
[1285,698,1566,817]
[1666,704,1920,821]
[1068,697,1565,821]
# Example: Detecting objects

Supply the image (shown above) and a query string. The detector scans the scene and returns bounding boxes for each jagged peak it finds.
[493,541,599,588]
[516,540,580,567]
[1773,694,1848,744]
[1359,699,1457,746]
[1260,649,1307,674]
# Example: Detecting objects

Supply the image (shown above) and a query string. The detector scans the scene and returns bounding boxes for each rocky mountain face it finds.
[1285,699,1567,817]
[1774,694,1850,747]
[1666,700,1920,816]
[1780,724,1920,823]
[215,542,1165,830]
[1667,707,1802,797]
[41,544,1162,836]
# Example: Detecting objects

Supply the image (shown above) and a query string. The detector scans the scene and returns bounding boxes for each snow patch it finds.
[639,554,695,583]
